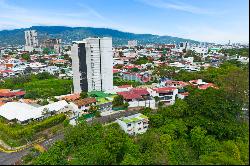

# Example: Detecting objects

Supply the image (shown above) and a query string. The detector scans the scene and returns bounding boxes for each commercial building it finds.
[71,37,113,93]
[0,100,69,124]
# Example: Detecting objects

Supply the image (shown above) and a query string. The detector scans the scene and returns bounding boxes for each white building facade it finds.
[71,37,113,93]
[116,113,149,135]
[24,30,39,52]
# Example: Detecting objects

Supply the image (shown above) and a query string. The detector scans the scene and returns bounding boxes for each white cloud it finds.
[137,0,225,15]
[0,0,248,44]
[0,0,119,30]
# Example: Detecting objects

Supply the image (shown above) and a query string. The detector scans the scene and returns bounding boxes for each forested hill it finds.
[0,26,201,46]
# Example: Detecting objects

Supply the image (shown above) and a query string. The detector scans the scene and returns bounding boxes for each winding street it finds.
[0,107,143,165]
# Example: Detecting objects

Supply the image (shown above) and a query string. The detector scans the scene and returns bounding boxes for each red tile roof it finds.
[124,65,142,69]
[0,70,13,73]
[198,83,218,90]
[117,85,132,88]
[0,89,11,93]
[117,88,149,100]
[189,80,197,83]
[179,92,189,96]
[131,88,149,96]
[0,101,5,106]
[73,98,97,107]
[113,69,120,73]
[152,87,177,93]
[62,93,80,101]
[0,91,25,97]
[117,91,142,100]
[166,80,188,86]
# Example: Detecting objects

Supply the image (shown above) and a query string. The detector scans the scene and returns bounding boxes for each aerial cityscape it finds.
[0,0,249,165]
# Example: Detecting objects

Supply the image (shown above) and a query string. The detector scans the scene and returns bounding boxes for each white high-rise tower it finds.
[24,30,39,52]
[71,37,113,93]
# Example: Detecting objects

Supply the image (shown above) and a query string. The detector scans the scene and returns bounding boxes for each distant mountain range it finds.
[0,26,202,46]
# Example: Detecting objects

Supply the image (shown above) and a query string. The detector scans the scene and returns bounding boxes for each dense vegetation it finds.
[0,26,200,46]
[133,56,152,65]
[0,72,72,99]
[113,77,143,87]
[0,114,66,147]
[31,90,248,165]
[30,61,249,165]
[218,48,249,57]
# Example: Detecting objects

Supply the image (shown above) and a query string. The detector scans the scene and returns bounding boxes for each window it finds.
[138,122,142,125]
[138,128,142,131]
[127,123,131,127]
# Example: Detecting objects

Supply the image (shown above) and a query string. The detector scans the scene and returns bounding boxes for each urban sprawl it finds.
[0,29,249,164]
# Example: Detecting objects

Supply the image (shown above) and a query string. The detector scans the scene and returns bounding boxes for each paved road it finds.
[0,150,29,165]
[0,133,64,165]
[0,108,143,165]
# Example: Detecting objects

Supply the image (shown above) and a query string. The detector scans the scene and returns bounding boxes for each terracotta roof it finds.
[189,79,198,83]
[113,69,120,73]
[0,89,11,93]
[124,65,142,69]
[117,85,132,88]
[20,99,37,104]
[117,91,142,100]
[152,87,177,93]
[166,80,188,86]
[73,98,97,107]
[0,101,5,106]
[117,88,149,100]
[0,70,13,73]
[51,59,66,63]
[179,92,189,96]
[62,93,80,101]
[198,83,219,90]
[0,91,25,97]
[131,88,149,95]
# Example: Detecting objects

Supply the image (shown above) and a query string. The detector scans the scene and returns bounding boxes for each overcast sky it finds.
[0,0,249,44]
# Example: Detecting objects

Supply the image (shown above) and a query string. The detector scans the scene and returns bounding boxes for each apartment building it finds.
[24,30,39,52]
[71,37,113,93]
[116,113,149,135]
[41,38,62,54]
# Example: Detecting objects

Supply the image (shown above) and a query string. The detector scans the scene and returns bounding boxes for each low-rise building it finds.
[116,113,149,135]
[189,79,218,90]
[165,80,188,88]
[71,98,97,113]
[0,100,69,124]
[150,87,178,105]
[117,88,155,108]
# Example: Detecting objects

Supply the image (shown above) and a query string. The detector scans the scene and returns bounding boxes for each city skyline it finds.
[0,0,249,44]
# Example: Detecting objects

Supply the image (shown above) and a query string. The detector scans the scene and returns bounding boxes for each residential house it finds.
[165,80,189,89]
[149,87,178,105]
[117,88,155,108]
[0,89,25,99]
[71,98,97,114]
[189,79,218,90]
[116,113,149,135]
